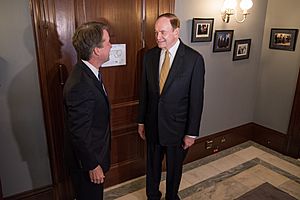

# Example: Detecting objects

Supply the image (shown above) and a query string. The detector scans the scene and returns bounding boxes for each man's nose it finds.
[156,32,162,40]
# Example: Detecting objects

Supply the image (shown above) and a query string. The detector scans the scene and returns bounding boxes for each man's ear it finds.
[93,47,101,56]
[174,28,180,37]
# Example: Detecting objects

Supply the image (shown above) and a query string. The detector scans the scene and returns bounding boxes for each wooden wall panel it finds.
[111,101,139,132]
[159,0,175,15]
[30,0,74,198]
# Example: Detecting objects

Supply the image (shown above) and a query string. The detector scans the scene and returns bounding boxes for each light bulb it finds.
[223,0,237,10]
[240,0,253,11]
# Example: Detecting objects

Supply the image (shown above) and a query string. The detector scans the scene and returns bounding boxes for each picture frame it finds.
[213,30,234,52]
[191,18,214,42]
[269,28,299,51]
[233,39,251,61]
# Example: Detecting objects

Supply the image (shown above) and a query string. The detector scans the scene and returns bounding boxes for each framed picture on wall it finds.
[213,30,234,52]
[191,18,214,42]
[269,28,299,51]
[233,39,251,61]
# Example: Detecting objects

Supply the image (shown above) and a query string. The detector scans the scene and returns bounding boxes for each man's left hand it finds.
[183,136,196,149]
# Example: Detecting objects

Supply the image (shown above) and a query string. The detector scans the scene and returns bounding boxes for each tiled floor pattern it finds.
[104,141,300,200]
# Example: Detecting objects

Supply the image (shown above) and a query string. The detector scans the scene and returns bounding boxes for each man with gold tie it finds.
[138,13,205,200]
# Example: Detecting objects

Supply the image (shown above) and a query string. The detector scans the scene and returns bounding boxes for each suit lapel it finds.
[161,42,185,95]
[79,61,110,105]
[151,48,161,95]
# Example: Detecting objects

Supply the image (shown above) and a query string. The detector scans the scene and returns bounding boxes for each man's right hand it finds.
[138,124,146,140]
[89,165,105,184]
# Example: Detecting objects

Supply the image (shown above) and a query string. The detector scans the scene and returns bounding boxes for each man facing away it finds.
[63,21,112,200]
[138,13,205,200]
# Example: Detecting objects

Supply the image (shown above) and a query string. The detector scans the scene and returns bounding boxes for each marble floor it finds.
[104,141,300,200]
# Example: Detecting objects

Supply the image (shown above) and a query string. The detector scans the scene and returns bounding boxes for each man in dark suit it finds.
[138,13,205,200]
[63,21,112,200]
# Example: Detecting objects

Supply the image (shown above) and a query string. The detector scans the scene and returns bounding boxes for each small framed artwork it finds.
[213,30,234,52]
[233,39,251,61]
[191,18,214,42]
[269,28,299,51]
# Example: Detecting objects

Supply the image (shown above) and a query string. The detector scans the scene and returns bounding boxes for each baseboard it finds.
[4,186,53,200]
[5,123,287,199]
[1,179,3,200]
[252,123,287,154]
[185,123,253,164]
[185,122,288,164]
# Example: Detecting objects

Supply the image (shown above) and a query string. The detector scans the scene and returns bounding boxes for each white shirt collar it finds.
[168,39,180,58]
[81,59,99,80]
[159,39,180,71]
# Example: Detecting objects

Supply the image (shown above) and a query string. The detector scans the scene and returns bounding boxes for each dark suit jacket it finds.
[138,41,205,146]
[63,60,111,173]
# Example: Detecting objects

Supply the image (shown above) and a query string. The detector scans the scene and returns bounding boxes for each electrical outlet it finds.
[221,137,226,143]
[205,140,213,149]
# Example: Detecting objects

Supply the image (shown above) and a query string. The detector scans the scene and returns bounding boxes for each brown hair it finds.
[157,13,180,29]
[72,21,109,60]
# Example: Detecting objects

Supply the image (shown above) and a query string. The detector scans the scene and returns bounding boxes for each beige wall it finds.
[175,0,268,136]
[254,0,300,133]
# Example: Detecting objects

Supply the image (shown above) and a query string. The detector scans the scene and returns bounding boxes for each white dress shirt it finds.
[159,39,180,75]
[82,60,99,80]
[82,60,107,95]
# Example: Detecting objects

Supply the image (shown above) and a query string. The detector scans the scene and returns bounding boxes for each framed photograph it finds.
[213,30,234,52]
[191,18,214,42]
[233,39,251,61]
[269,28,299,51]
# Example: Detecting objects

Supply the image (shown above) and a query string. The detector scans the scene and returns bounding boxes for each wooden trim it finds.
[186,122,289,163]
[286,67,300,158]
[30,0,74,199]
[0,178,3,200]
[185,123,253,164]
[252,123,287,154]
[158,0,175,14]
[4,186,53,200]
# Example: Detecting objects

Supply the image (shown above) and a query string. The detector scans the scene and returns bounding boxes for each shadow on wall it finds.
[0,57,8,89]
[7,25,52,189]
[0,55,7,199]
[0,60,4,196]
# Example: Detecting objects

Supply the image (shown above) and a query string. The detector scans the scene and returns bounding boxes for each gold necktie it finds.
[159,50,170,94]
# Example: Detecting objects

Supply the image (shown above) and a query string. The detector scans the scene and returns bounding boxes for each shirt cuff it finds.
[186,135,197,139]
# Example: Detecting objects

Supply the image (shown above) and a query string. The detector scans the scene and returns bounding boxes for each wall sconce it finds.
[221,0,253,23]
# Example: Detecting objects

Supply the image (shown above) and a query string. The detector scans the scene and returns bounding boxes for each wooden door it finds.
[30,0,174,199]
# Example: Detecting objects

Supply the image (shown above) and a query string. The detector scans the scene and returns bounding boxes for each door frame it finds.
[286,66,300,158]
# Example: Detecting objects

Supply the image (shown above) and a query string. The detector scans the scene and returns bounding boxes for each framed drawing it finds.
[191,18,214,42]
[233,39,251,61]
[269,28,299,51]
[213,30,234,52]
